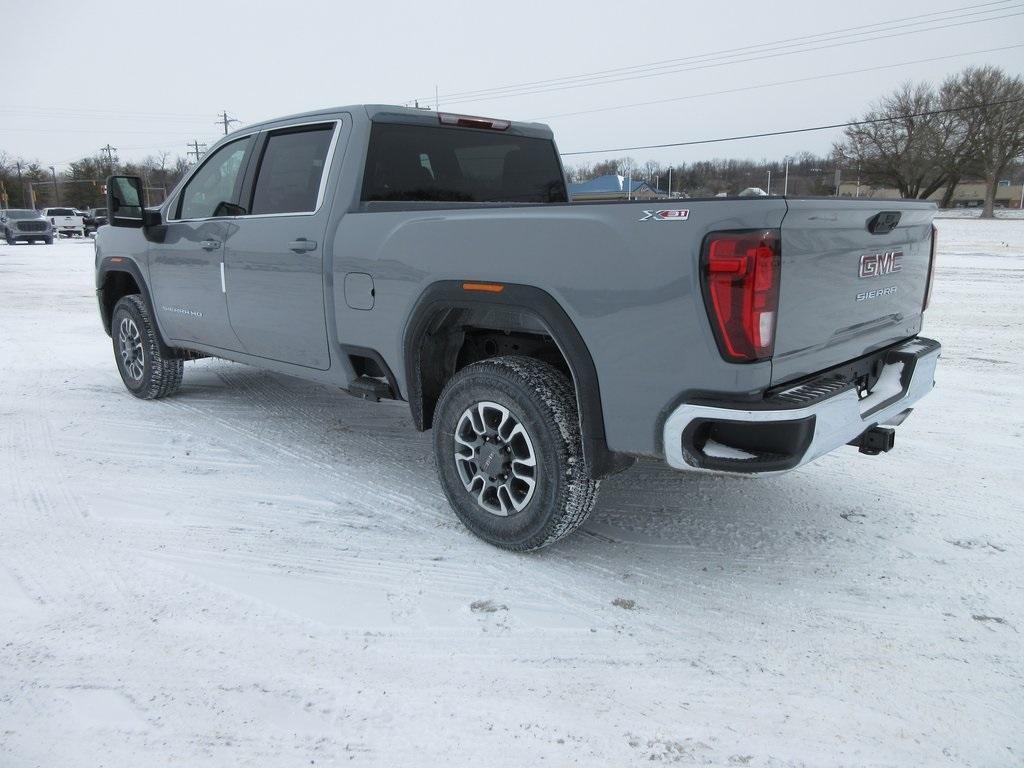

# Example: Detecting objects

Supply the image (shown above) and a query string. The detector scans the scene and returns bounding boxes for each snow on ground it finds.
[934,207,1024,220]
[0,220,1021,767]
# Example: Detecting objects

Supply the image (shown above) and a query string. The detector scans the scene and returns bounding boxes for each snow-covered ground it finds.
[1,219,1021,767]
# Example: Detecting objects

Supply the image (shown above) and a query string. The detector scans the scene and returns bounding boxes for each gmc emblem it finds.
[859,250,903,278]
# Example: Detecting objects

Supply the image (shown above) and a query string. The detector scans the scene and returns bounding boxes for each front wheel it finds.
[111,295,183,399]
[432,356,599,551]
[4,232,14,246]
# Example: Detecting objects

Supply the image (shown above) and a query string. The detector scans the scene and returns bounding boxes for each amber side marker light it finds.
[110,257,124,263]
[462,282,505,294]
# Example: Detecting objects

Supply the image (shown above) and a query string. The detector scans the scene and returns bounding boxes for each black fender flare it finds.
[96,257,154,333]
[402,280,633,479]
[96,257,176,357]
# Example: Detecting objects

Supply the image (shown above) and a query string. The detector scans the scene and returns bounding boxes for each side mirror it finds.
[213,201,246,217]
[107,176,146,228]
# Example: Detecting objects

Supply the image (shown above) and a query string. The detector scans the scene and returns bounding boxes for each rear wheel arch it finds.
[402,280,633,479]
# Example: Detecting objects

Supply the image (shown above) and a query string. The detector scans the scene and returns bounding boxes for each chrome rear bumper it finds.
[663,337,941,473]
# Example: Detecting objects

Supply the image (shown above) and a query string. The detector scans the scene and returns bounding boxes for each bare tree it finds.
[833,82,951,199]
[944,66,1024,218]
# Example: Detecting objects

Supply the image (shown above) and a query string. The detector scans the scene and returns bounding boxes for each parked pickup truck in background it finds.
[94,105,940,551]
[43,207,85,238]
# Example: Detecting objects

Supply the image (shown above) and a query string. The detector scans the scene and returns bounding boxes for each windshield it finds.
[3,209,42,220]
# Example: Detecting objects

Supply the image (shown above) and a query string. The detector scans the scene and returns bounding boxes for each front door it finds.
[148,136,252,350]
[222,121,342,370]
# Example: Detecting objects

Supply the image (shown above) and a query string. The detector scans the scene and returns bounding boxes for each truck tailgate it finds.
[771,199,935,386]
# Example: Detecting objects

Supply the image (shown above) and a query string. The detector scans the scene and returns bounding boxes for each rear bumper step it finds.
[662,336,940,474]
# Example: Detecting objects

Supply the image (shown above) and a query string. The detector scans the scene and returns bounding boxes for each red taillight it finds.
[924,224,937,310]
[438,112,510,131]
[701,229,781,362]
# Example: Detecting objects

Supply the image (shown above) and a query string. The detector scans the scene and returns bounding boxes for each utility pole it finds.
[435,84,439,111]
[15,161,24,207]
[216,110,239,136]
[100,144,117,173]
[667,167,672,198]
[767,170,772,195]
[49,166,59,205]
[783,157,790,196]
[186,140,207,163]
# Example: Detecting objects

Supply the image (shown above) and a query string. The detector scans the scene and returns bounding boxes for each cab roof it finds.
[224,104,554,142]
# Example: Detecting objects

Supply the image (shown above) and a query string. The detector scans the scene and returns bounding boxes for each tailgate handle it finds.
[867,211,901,235]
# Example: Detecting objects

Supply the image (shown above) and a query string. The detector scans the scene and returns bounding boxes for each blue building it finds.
[567,174,659,201]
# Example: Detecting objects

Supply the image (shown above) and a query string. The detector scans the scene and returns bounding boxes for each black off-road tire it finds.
[4,231,15,245]
[432,356,600,551]
[44,236,54,245]
[111,294,183,400]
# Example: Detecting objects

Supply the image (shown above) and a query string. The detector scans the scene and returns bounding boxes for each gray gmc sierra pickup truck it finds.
[95,105,940,550]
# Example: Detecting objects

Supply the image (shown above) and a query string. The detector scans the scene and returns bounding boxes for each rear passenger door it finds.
[222,120,344,370]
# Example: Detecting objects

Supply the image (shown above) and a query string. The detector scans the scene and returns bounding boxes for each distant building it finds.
[568,174,660,201]
[836,179,1023,208]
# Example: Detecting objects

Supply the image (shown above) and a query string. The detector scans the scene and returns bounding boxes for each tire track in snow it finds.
[1,414,133,607]
[130,367,623,626]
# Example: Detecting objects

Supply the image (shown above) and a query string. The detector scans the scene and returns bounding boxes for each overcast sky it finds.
[5,0,1023,171]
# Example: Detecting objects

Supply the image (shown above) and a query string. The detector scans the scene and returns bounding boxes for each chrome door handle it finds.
[289,238,317,253]
[200,239,221,251]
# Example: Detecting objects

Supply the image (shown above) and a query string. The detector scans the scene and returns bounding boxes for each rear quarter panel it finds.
[333,199,787,457]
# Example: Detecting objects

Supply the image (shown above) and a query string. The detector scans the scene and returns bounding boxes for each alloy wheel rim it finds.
[454,401,537,517]
[118,317,145,382]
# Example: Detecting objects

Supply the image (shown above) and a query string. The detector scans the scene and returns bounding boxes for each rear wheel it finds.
[432,356,599,551]
[111,294,183,399]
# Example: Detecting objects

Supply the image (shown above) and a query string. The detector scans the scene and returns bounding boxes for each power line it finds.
[0,126,229,136]
[458,10,1024,105]
[533,43,1024,122]
[559,98,1024,157]
[412,0,1020,104]
[0,105,214,120]
[410,3,1024,106]
[415,0,1020,103]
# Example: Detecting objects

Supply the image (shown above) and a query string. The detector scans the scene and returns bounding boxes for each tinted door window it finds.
[361,124,567,203]
[249,125,334,215]
[178,138,250,220]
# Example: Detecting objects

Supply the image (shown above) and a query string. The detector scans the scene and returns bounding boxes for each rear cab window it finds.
[361,123,567,204]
